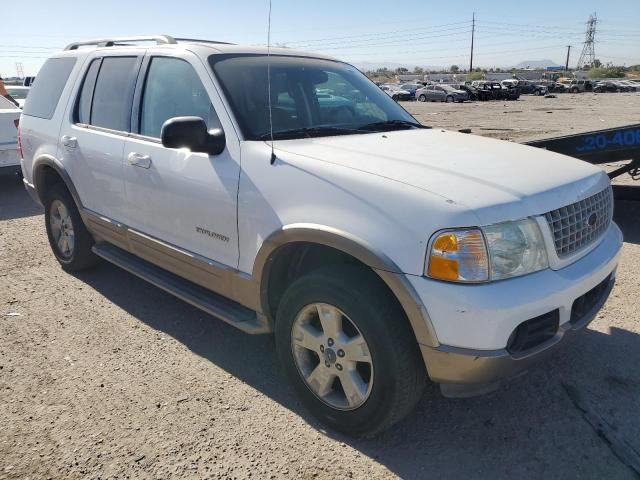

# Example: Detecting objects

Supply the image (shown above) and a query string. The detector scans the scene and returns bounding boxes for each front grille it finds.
[570,274,612,325]
[507,310,560,355]
[544,187,613,258]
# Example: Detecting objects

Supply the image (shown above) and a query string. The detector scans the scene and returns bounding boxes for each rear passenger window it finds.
[22,57,76,119]
[90,57,139,132]
[139,57,220,138]
[75,59,101,125]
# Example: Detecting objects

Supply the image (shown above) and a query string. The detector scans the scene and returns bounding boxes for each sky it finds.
[2,0,639,76]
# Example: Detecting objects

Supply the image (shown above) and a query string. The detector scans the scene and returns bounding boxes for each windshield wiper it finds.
[358,119,428,131]
[257,126,362,141]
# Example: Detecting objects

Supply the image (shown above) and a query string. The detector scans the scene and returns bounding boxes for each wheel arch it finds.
[253,224,439,348]
[32,155,83,209]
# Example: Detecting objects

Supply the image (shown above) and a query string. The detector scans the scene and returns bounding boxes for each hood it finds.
[275,128,608,225]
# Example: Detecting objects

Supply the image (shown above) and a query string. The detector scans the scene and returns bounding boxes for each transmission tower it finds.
[576,13,597,69]
[15,62,24,79]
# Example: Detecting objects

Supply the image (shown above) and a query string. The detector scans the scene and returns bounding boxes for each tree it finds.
[450,65,459,73]
[413,66,424,74]
[466,71,484,81]
[395,67,409,75]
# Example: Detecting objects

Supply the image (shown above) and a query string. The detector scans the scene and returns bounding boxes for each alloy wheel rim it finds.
[291,303,373,411]
[49,200,75,259]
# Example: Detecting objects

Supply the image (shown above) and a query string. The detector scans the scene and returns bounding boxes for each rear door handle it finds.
[61,135,77,149]
[127,152,153,169]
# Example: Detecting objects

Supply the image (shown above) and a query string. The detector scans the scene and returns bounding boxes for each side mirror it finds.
[161,116,226,156]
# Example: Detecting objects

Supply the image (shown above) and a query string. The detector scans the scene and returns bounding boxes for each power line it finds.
[281,20,472,46]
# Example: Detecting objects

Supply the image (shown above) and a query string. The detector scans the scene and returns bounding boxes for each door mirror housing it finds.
[161,116,225,156]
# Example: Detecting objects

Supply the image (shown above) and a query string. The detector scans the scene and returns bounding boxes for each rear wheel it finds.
[533,89,541,96]
[391,95,398,102]
[275,265,426,437]
[445,95,454,103]
[418,94,426,102]
[44,183,98,272]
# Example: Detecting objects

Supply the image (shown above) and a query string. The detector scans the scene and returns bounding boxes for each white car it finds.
[5,86,30,108]
[0,95,21,174]
[20,36,622,436]
[379,84,412,101]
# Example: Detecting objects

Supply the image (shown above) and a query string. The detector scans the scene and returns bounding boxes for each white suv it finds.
[20,36,622,436]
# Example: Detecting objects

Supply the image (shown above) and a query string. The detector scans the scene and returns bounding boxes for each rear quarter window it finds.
[22,57,76,119]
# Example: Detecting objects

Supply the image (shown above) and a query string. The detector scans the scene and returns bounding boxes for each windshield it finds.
[209,54,420,140]
[6,88,29,100]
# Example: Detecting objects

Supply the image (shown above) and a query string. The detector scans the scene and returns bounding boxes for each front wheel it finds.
[445,95,454,103]
[534,90,541,96]
[418,94,426,102]
[275,265,426,437]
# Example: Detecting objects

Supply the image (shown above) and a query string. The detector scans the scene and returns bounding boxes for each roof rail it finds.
[174,38,234,45]
[64,35,177,50]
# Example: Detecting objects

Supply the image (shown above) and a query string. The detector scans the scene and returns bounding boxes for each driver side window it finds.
[139,57,221,139]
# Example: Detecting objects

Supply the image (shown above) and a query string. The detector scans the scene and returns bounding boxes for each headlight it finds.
[427,219,548,282]
[482,218,548,280]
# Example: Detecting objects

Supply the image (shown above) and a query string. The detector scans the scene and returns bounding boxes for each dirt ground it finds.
[1,93,640,479]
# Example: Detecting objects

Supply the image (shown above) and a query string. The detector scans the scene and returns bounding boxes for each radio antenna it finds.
[267,0,276,165]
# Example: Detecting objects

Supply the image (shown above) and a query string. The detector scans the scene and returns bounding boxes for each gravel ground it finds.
[1,93,640,479]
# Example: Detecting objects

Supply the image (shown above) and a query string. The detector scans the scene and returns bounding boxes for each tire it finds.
[533,90,541,96]
[418,94,426,102]
[445,95,454,103]
[275,265,426,437]
[392,95,398,102]
[44,183,99,272]
[571,87,579,93]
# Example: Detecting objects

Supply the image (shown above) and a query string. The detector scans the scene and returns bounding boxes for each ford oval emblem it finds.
[586,212,598,228]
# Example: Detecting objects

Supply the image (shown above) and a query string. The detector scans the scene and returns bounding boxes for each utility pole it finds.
[469,12,475,72]
[565,45,571,72]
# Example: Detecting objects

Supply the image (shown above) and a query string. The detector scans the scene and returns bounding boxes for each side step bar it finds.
[92,243,271,334]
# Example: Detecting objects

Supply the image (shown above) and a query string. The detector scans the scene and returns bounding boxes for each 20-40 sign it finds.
[576,129,640,152]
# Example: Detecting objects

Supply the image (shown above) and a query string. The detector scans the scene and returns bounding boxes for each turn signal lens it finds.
[427,229,489,282]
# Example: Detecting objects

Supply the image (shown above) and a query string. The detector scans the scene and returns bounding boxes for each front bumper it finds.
[410,223,622,397]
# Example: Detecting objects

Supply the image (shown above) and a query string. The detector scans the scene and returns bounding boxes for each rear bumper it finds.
[22,177,41,205]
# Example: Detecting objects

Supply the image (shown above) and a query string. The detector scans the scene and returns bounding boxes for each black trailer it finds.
[524,124,640,200]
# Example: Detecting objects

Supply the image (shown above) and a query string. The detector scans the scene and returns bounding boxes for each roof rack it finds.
[64,35,177,50]
[174,38,234,46]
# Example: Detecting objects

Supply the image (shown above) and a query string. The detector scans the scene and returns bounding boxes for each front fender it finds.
[253,224,439,347]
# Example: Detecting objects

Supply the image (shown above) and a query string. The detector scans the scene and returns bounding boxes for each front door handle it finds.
[61,135,77,149]
[127,152,153,169]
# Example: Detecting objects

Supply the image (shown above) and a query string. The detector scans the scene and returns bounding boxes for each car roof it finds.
[60,35,338,62]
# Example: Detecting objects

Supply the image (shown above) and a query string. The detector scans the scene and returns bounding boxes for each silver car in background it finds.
[416,84,468,103]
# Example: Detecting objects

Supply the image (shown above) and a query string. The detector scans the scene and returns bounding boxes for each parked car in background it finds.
[416,85,467,103]
[566,79,593,93]
[501,79,547,96]
[546,82,568,93]
[618,80,637,92]
[399,83,422,100]
[380,84,412,101]
[5,86,30,108]
[0,95,21,175]
[457,84,492,101]
[594,81,619,93]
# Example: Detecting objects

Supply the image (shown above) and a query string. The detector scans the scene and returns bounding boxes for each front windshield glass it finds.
[209,54,421,140]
